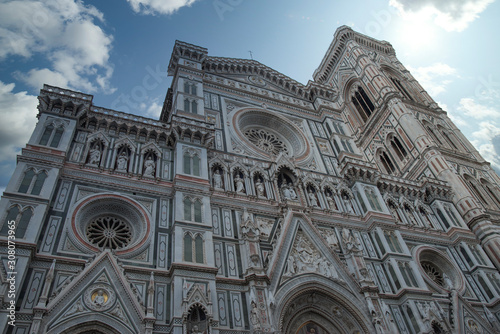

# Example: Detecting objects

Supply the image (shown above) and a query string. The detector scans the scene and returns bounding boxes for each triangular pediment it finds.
[41,250,147,334]
[267,211,358,293]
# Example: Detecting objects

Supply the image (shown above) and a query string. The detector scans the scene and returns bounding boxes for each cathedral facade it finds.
[1,26,500,333]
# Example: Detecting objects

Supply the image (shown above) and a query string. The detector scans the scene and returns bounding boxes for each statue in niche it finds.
[404,205,418,226]
[234,173,245,193]
[342,192,354,214]
[282,184,292,200]
[326,192,338,210]
[190,325,203,334]
[116,151,128,171]
[288,183,297,199]
[143,156,155,177]
[250,301,261,329]
[213,169,223,189]
[92,289,107,306]
[255,177,265,197]
[443,273,453,290]
[89,145,101,165]
[308,190,318,207]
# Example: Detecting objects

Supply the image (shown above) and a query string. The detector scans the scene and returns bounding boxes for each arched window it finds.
[184,233,193,262]
[0,206,32,238]
[39,124,54,146]
[184,81,197,95]
[184,98,190,112]
[464,175,490,207]
[480,179,500,208]
[389,135,408,161]
[19,170,47,195]
[18,169,35,193]
[191,100,198,113]
[184,233,204,264]
[184,197,203,223]
[477,274,494,299]
[351,85,375,123]
[39,124,64,148]
[31,171,47,195]
[390,77,414,101]
[50,127,64,148]
[183,149,201,176]
[195,234,204,263]
[379,150,396,174]
[385,231,402,253]
[435,208,450,229]
[459,246,474,268]
[424,122,443,146]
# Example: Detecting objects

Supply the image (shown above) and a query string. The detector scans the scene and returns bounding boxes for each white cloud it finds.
[390,0,494,32]
[0,0,114,93]
[458,98,500,119]
[471,121,500,170]
[0,81,38,163]
[126,0,197,15]
[407,63,457,97]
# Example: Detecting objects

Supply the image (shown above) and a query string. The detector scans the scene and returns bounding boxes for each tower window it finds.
[184,197,203,223]
[389,135,408,161]
[351,85,375,123]
[184,233,204,263]
[183,150,201,176]
[19,169,48,195]
[390,77,414,101]
[0,206,33,239]
[379,150,396,174]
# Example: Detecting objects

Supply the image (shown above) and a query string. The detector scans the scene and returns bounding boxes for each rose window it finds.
[244,129,289,156]
[86,216,132,249]
[421,261,444,286]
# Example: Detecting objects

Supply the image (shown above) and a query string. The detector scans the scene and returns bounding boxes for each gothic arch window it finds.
[398,261,418,287]
[39,123,64,148]
[184,81,197,95]
[470,245,487,266]
[184,233,204,264]
[0,205,33,238]
[365,187,383,211]
[350,85,375,123]
[459,245,474,268]
[183,149,201,176]
[19,169,48,195]
[387,134,408,162]
[476,273,494,300]
[435,207,450,230]
[390,77,415,101]
[184,98,198,113]
[184,197,203,223]
[480,179,500,209]
[385,231,402,253]
[437,125,460,150]
[423,122,443,146]
[378,149,396,174]
[463,175,490,207]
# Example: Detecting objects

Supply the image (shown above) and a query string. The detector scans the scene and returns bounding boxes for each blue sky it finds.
[0,0,499,193]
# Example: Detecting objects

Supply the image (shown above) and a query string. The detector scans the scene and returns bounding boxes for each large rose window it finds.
[234,110,309,159]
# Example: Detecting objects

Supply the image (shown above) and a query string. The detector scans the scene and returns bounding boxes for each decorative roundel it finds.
[70,194,151,257]
[86,216,132,250]
[84,283,116,311]
[248,75,266,86]
[244,128,290,156]
[416,247,464,292]
[235,109,309,159]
